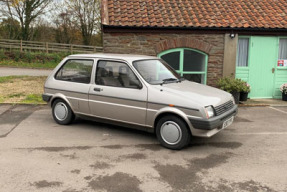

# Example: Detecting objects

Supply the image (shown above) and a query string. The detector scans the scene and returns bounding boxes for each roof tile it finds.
[104,0,287,29]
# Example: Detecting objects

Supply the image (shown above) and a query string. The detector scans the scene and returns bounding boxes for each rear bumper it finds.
[42,94,52,102]
[189,105,238,130]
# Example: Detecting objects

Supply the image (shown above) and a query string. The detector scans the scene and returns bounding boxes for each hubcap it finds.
[160,121,182,145]
[54,102,68,121]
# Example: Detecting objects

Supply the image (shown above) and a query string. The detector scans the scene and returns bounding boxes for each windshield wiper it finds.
[160,78,179,85]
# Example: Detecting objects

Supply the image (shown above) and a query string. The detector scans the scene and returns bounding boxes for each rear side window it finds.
[55,59,93,84]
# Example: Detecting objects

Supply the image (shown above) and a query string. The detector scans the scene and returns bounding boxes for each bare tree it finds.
[0,0,52,40]
[65,0,101,45]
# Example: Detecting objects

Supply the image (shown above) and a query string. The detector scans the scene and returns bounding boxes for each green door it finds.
[249,37,277,98]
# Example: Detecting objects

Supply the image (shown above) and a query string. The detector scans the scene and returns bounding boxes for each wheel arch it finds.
[153,108,193,135]
[50,93,73,111]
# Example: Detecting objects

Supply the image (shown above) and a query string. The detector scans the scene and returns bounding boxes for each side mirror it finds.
[137,82,143,89]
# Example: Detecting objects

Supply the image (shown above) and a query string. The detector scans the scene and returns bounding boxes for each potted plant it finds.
[217,77,242,104]
[239,80,251,102]
[280,83,287,101]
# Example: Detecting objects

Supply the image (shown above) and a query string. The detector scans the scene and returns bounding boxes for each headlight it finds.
[231,96,235,105]
[205,106,215,119]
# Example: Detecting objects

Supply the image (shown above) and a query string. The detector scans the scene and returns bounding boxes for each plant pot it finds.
[282,93,287,101]
[240,92,248,101]
[231,91,240,104]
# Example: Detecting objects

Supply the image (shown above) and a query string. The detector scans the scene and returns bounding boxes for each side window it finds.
[237,38,249,67]
[55,60,93,84]
[279,38,287,59]
[95,60,141,89]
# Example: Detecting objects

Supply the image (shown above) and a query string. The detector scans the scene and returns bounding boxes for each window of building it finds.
[95,60,141,88]
[279,38,287,59]
[237,38,249,67]
[55,59,93,84]
[158,48,208,84]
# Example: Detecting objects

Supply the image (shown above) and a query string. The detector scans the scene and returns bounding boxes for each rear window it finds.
[55,59,93,84]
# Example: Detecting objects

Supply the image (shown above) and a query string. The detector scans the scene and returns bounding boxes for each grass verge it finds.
[0,76,47,104]
[0,50,70,69]
[0,60,58,69]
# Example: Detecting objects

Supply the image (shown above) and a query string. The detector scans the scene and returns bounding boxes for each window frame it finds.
[54,59,94,84]
[236,37,251,68]
[158,48,208,84]
[95,60,143,89]
[278,37,287,59]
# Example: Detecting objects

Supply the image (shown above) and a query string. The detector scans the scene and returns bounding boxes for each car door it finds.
[53,59,94,114]
[88,59,148,126]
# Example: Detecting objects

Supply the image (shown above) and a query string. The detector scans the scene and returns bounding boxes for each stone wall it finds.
[103,33,225,86]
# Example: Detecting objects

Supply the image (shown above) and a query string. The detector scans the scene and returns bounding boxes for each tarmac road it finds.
[0,104,287,192]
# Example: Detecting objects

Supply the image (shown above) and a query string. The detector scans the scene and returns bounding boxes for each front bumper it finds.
[189,105,238,130]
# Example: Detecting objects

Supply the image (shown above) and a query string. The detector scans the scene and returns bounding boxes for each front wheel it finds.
[52,99,75,125]
[156,115,191,150]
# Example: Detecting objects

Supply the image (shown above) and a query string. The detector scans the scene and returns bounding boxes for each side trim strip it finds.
[89,99,146,110]
[148,101,199,111]
[66,96,89,102]
[76,112,152,128]
[45,87,87,95]
[90,93,146,103]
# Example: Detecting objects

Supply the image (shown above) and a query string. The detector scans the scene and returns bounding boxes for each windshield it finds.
[133,59,181,85]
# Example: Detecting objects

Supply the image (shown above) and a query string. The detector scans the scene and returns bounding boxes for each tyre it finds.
[52,99,75,125]
[156,115,191,150]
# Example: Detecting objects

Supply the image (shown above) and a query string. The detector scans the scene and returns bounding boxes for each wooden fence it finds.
[0,39,103,53]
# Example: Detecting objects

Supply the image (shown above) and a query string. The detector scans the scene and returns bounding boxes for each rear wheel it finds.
[52,99,75,125]
[156,115,191,150]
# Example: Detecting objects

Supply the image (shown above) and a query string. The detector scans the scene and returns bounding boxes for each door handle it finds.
[94,88,102,92]
[272,68,275,73]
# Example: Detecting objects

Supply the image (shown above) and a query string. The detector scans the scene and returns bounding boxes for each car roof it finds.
[68,53,158,62]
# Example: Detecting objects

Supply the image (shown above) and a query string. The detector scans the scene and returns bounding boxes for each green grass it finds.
[8,93,25,98]
[0,75,27,83]
[0,76,46,104]
[0,60,58,69]
[21,94,45,104]
[0,96,4,103]
[0,50,70,69]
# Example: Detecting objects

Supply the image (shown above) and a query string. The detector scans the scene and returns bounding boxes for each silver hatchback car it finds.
[43,53,237,149]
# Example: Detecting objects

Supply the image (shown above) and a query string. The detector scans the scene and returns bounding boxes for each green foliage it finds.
[0,49,8,60]
[14,51,22,62]
[0,76,27,83]
[0,50,70,69]
[217,77,250,93]
[280,83,287,95]
[21,94,44,104]
[240,80,251,93]
[25,52,35,63]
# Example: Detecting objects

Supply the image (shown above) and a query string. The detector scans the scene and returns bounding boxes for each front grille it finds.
[214,100,234,116]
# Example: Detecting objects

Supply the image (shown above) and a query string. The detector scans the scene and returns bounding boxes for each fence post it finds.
[20,40,23,52]
[45,42,48,53]
[70,45,73,54]
[93,46,97,53]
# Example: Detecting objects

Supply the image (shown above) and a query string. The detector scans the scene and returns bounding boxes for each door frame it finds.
[236,36,280,98]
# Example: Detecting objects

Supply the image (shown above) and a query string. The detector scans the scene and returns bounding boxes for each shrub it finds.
[217,77,243,93]
[14,51,22,62]
[240,80,251,93]
[280,83,287,95]
[25,52,35,63]
[0,49,7,60]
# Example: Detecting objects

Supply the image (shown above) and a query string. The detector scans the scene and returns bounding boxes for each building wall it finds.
[103,33,225,86]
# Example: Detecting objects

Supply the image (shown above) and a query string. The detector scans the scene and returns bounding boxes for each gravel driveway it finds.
[0,67,52,77]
